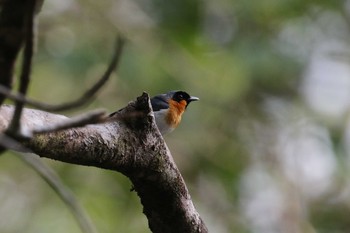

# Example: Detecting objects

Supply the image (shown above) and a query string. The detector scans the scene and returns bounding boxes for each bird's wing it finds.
[151,95,169,111]
[109,94,169,117]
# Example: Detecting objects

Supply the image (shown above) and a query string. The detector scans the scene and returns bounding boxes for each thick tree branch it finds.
[0,93,208,233]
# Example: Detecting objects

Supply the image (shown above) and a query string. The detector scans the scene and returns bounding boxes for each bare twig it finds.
[44,36,125,111]
[0,133,30,152]
[8,0,36,134]
[32,109,107,134]
[18,154,98,233]
[0,0,29,105]
[0,36,124,113]
[0,85,37,105]
[0,134,98,233]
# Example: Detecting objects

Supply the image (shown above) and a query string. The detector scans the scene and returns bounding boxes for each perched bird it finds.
[150,90,199,135]
[110,91,199,135]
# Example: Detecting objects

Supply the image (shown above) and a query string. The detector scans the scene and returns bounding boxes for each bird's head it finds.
[166,90,199,108]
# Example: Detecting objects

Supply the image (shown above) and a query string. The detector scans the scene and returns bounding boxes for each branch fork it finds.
[0,93,208,233]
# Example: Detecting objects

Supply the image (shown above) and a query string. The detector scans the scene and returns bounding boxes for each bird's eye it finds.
[178,94,183,99]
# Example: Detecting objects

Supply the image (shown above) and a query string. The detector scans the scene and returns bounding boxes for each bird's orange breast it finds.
[166,99,187,128]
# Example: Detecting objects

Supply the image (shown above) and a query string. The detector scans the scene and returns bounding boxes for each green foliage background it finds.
[1,0,350,232]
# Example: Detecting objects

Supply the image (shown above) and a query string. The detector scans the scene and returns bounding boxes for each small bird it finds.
[109,91,199,135]
[151,90,199,135]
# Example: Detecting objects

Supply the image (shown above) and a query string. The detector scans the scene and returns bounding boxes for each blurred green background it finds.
[2,0,350,232]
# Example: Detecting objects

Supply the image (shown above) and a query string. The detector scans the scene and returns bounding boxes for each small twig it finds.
[0,0,29,105]
[0,134,98,233]
[8,0,36,134]
[0,36,124,113]
[18,154,99,233]
[45,35,125,111]
[1,106,107,149]
[32,109,107,134]
[0,85,37,105]
[0,133,30,152]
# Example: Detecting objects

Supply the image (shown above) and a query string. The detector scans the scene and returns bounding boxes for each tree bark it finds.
[0,93,208,233]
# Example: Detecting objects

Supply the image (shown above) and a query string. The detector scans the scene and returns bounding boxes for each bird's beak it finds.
[185,96,199,108]
[188,96,200,103]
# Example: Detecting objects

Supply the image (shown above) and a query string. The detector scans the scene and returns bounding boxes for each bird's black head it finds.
[169,91,199,107]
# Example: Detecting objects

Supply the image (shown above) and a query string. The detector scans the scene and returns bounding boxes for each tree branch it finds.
[38,36,125,112]
[0,133,98,233]
[18,153,98,233]
[32,109,107,134]
[8,0,36,134]
[0,36,124,113]
[0,0,29,105]
[0,93,208,233]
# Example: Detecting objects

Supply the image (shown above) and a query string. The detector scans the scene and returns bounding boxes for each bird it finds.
[109,90,199,135]
[150,90,199,135]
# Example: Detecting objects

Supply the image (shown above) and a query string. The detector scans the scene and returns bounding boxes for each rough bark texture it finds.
[0,93,208,233]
